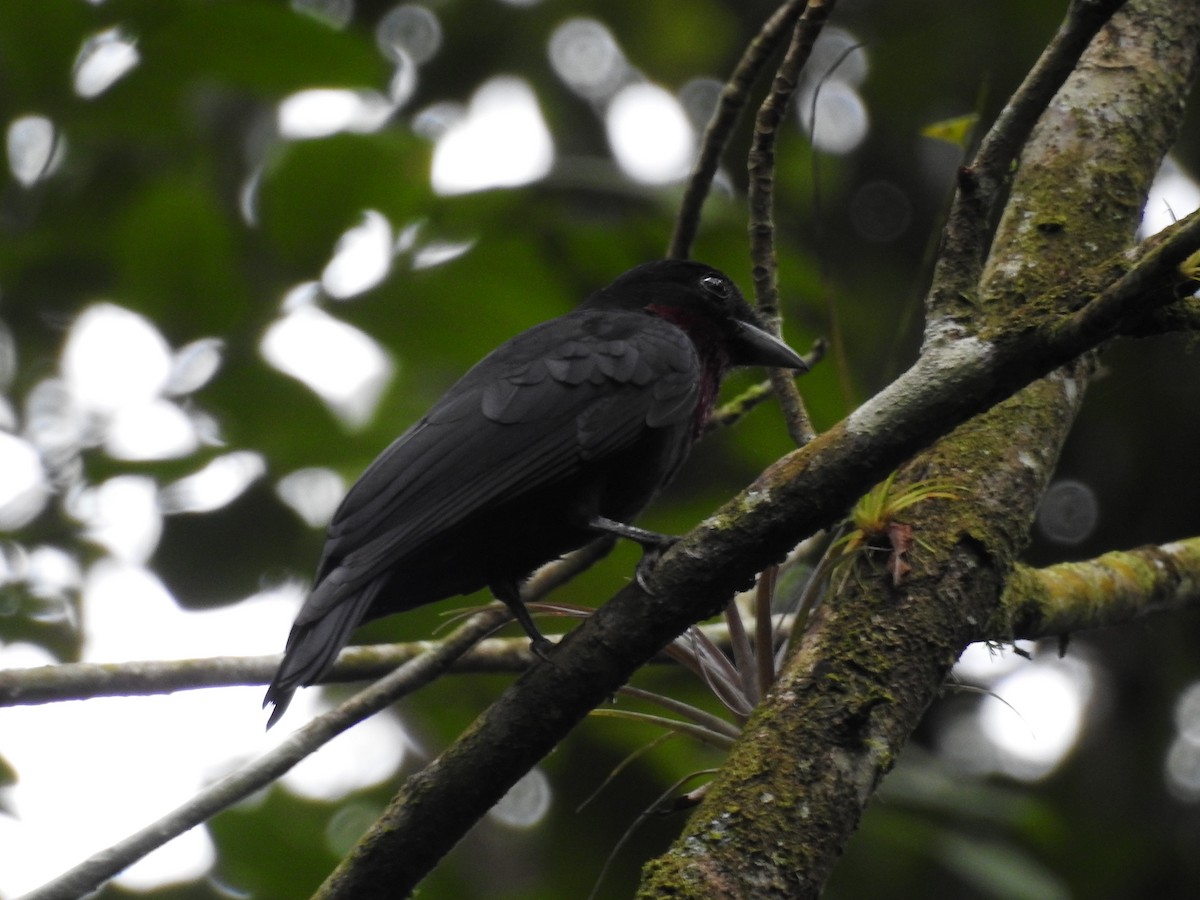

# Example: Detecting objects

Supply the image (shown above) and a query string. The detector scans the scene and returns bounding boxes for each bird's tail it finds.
[263,580,381,728]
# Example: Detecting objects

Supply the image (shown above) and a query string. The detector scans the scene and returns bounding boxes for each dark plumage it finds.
[264,259,805,725]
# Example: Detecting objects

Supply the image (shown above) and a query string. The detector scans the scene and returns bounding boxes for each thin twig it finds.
[1051,207,1200,346]
[807,41,868,410]
[705,338,827,435]
[0,641,525,707]
[585,769,719,900]
[747,0,835,446]
[1119,294,1200,336]
[669,0,811,260]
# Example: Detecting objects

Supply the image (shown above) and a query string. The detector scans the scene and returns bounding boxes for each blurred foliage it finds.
[2,0,1200,898]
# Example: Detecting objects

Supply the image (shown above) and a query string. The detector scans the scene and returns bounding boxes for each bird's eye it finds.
[699,274,730,299]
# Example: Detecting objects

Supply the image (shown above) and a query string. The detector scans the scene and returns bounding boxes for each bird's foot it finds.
[588,515,674,549]
[530,636,555,661]
[634,535,679,593]
[491,580,557,660]
[587,515,679,593]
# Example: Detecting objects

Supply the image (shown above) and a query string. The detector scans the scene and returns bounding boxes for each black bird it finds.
[264,259,806,725]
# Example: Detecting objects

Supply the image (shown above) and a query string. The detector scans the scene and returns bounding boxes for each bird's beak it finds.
[730,320,808,370]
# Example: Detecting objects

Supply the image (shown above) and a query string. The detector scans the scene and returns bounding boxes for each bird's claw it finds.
[530,636,555,661]
[634,536,679,593]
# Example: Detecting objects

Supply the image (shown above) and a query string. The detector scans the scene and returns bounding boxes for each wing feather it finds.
[314,309,699,596]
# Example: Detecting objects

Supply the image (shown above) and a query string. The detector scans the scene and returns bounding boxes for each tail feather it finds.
[263,580,382,728]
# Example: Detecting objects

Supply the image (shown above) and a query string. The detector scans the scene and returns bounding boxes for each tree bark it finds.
[638,0,1200,896]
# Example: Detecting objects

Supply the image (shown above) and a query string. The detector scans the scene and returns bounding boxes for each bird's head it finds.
[584,259,807,372]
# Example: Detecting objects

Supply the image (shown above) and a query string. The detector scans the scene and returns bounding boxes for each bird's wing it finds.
[312,308,699,594]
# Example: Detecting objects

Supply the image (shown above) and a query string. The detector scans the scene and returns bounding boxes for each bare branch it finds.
[704,338,827,434]
[0,617,766,706]
[746,1,834,446]
[669,0,810,260]
[0,638,529,707]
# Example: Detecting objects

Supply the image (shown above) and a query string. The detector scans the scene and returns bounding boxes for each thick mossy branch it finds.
[1000,537,1200,639]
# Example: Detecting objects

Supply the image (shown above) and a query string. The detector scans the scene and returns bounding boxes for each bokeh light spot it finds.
[6,115,63,187]
[978,657,1094,780]
[1141,156,1200,239]
[431,77,554,195]
[548,18,627,101]
[321,210,394,299]
[63,304,172,416]
[164,338,225,397]
[488,767,551,828]
[279,698,407,799]
[412,239,475,270]
[849,180,913,242]
[277,89,394,139]
[260,303,395,429]
[678,77,723,129]
[276,467,345,527]
[104,400,199,461]
[1174,681,1200,743]
[1166,736,1200,801]
[160,452,266,515]
[291,0,354,29]
[325,802,384,856]
[0,433,48,529]
[953,641,1036,683]
[73,27,140,98]
[76,475,162,564]
[606,83,694,184]
[807,26,868,88]
[798,80,869,154]
[389,51,419,107]
[376,4,442,66]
